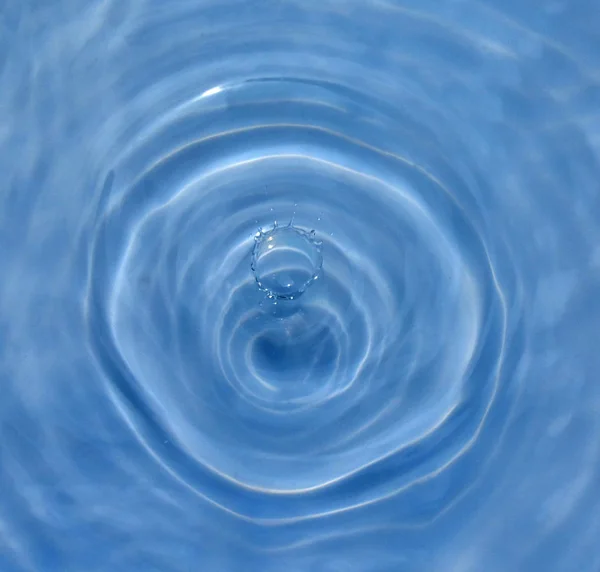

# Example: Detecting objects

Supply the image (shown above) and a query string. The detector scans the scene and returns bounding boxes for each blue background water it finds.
[2,1,600,571]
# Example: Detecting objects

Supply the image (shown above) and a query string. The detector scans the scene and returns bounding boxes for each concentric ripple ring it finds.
[85,78,509,525]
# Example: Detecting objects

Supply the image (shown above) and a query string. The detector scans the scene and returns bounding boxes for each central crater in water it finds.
[251,223,323,300]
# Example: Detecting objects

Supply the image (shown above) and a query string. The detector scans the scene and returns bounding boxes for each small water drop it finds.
[251,224,323,301]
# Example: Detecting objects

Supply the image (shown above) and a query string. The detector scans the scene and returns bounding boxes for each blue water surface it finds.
[1,1,600,571]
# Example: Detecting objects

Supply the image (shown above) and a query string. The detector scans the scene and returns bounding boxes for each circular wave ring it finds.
[86,77,507,524]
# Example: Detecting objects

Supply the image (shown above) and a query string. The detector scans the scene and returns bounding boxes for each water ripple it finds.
[2,1,600,570]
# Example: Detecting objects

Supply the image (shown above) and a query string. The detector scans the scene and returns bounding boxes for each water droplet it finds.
[251,224,323,301]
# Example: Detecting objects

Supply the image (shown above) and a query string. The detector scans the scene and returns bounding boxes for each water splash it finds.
[251,222,323,300]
